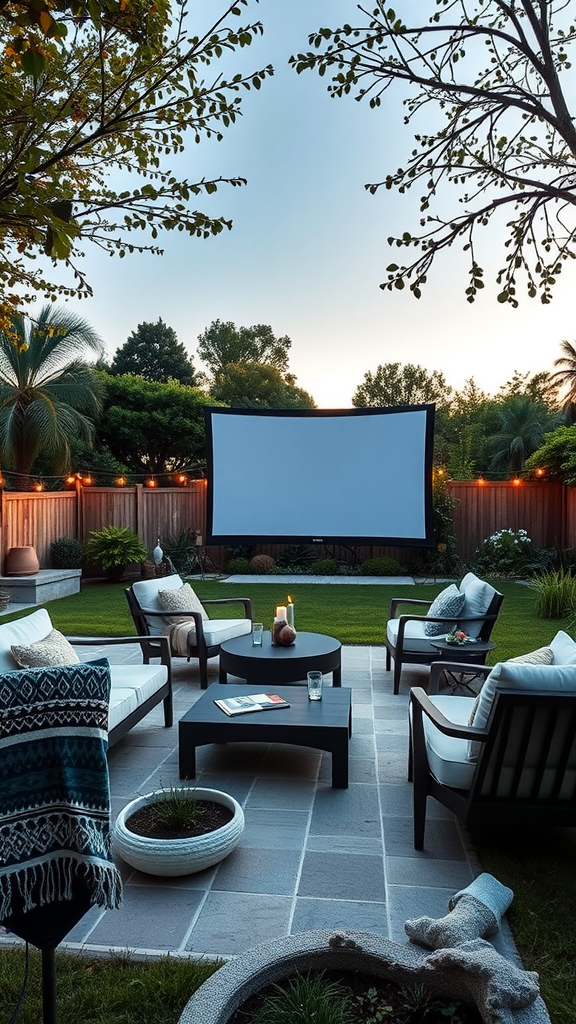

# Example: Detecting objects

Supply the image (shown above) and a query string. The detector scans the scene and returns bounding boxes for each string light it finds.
[145,478,157,488]
[175,473,187,485]
[115,476,126,487]
[512,478,522,486]
[535,467,545,477]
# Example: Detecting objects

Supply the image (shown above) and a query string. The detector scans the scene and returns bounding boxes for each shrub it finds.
[532,569,576,619]
[50,536,83,569]
[250,554,275,574]
[360,556,401,576]
[163,528,197,576]
[313,558,340,575]
[84,527,147,580]
[276,545,317,570]
[472,528,536,577]
[226,556,251,574]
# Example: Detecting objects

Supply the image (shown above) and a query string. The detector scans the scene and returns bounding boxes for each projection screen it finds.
[204,406,435,547]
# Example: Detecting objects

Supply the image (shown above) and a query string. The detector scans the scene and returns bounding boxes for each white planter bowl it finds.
[113,787,245,877]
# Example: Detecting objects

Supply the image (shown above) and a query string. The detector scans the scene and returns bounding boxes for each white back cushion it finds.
[0,608,53,672]
[550,630,576,665]
[131,574,183,636]
[459,572,497,638]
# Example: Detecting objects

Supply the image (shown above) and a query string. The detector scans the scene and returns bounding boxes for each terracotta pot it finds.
[6,546,40,576]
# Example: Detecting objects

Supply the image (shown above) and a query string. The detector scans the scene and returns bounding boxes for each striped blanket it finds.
[0,659,122,922]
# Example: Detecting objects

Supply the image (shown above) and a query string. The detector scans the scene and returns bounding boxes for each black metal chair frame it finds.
[125,587,253,690]
[385,588,504,694]
[409,683,576,850]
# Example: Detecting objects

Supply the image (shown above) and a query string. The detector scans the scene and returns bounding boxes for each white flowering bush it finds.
[473,527,537,576]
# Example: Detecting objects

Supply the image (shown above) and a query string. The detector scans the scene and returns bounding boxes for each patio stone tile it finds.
[376,750,410,783]
[386,856,474,890]
[349,735,377,758]
[379,783,455,822]
[348,757,378,783]
[260,744,321,779]
[247,777,316,810]
[187,892,292,956]
[375,732,408,752]
[298,851,385,901]
[383,816,468,861]
[348,716,374,734]
[241,807,310,849]
[211,846,301,895]
[193,741,271,774]
[87,885,205,950]
[306,834,383,855]
[310,784,381,836]
[291,897,388,936]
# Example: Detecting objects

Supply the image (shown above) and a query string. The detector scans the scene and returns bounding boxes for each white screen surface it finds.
[204,407,434,546]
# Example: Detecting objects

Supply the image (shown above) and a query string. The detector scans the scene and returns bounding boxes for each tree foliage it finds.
[487,395,556,474]
[550,340,576,423]
[209,361,316,409]
[0,304,103,478]
[352,362,451,408]
[110,319,195,385]
[291,1,576,305]
[525,424,576,484]
[197,320,293,377]
[0,0,273,325]
[96,372,217,474]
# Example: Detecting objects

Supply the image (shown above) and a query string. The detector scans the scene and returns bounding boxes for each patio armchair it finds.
[126,574,253,690]
[385,572,504,694]
[409,632,576,849]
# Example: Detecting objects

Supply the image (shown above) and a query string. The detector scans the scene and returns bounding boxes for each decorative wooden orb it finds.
[271,621,296,646]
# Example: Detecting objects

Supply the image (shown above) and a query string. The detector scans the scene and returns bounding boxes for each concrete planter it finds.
[179,930,551,1024]
[113,788,244,877]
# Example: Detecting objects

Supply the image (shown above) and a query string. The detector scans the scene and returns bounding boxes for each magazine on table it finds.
[214,692,291,716]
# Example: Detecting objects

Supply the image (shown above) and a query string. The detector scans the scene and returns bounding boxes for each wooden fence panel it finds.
[2,492,77,569]
[82,488,138,541]
[447,481,566,562]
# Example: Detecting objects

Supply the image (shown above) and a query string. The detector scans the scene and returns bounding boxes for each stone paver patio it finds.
[0,644,517,963]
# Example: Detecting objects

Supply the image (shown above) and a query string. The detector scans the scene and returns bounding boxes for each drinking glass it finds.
[252,623,263,646]
[307,670,323,701]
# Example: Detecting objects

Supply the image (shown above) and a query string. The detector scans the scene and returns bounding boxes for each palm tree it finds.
[0,306,104,481]
[487,396,556,475]
[550,340,576,424]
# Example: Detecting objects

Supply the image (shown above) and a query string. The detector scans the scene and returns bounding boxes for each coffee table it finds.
[178,683,352,788]
[219,631,342,686]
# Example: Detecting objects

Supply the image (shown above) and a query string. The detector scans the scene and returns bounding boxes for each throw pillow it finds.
[157,582,209,622]
[11,628,80,669]
[459,574,497,639]
[423,584,466,636]
[467,646,554,726]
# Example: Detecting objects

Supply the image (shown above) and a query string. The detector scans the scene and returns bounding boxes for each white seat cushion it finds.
[0,608,54,672]
[421,694,477,790]
[459,572,497,638]
[195,618,252,646]
[108,663,168,731]
[387,617,444,655]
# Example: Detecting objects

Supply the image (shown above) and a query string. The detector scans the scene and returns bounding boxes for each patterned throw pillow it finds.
[467,646,554,726]
[157,583,209,622]
[423,584,466,636]
[11,628,80,669]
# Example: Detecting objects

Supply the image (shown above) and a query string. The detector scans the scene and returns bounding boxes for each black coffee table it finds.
[178,683,352,788]
[219,631,342,686]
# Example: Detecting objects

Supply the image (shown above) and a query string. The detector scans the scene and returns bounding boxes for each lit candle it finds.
[276,605,287,621]
[286,597,294,629]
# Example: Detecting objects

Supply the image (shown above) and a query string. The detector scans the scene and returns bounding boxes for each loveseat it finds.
[0,608,172,747]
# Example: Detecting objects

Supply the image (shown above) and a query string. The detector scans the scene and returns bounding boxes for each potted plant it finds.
[84,526,147,581]
[113,784,245,876]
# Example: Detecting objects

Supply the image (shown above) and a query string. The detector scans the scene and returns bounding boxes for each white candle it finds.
[276,605,287,620]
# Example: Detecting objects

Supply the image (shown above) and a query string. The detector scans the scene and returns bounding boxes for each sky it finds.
[60,0,576,409]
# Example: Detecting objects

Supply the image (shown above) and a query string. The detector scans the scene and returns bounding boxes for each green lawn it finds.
[1,577,575,1024]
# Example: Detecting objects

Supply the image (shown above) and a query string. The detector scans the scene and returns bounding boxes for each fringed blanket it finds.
[0,659,122,922]
[164,619,196,658]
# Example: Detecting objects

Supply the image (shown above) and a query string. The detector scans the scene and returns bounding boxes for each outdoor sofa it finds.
[0,608,172,747]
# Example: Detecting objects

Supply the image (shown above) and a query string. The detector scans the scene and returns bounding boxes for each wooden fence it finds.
[1,480,574,573]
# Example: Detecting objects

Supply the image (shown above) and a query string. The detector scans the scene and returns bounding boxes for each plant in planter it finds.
[113,784,245,877]
[84,526,147,581]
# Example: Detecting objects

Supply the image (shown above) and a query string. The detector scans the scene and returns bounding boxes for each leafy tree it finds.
[209,362,316,409]
[0,305,103,479]
[352,363,451,409]
[435,378,493,479]
[291,1,576,306]
[487,396,556,475]
[96,372,218,475]
[110,320,195,385]
[525,425,576,484]
[550,340,576,423]
[0,1,273,326]
[197,321,292,378]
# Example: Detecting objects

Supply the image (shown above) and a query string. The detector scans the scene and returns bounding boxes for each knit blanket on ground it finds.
[0,660,122,921]
[164,619,196,658]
